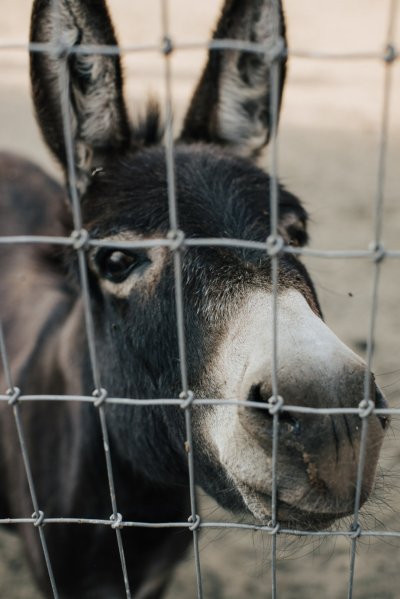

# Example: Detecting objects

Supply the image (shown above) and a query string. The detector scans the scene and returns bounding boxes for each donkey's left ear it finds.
[180,0,287,160]
[30,0,130,195]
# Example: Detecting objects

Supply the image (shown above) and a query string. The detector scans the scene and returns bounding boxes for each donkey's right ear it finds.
[30,0,130,195]
[180,0,287,161]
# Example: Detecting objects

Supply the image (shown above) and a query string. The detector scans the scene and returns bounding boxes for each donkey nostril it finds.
[247,384,301,434]
[247,383,270,405]
[375,387,390,430]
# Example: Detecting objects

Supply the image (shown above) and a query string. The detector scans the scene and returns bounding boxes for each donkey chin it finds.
[203,290,388,530]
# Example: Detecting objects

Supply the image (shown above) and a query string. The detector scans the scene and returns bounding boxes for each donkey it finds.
[0,0,388,597]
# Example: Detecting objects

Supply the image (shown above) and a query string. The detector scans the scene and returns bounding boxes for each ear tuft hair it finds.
[278,197,309,247]
[131,100,164,148]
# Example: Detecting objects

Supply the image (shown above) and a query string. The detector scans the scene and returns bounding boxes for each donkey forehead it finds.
[81,144,303,238]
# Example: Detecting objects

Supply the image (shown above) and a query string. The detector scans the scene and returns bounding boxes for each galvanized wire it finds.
[267,2,285,596]
[1,393,400,417]
[3,234,400,260]
[1,515,400,538]
[0,39,398,63]
[347,2,398,596]
[160,0,203,595]
[37,2,134,596]
[0,0,399,598]
[0,324,59,598]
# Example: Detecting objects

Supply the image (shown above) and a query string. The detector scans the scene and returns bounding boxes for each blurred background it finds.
[0,1,399,597]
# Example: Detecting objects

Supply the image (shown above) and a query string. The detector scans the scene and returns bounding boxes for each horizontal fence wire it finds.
[0,394,400,415]
[0,0,399,598]
[0,39,398,63]
[1,235,400,259]
[1,516,400,538]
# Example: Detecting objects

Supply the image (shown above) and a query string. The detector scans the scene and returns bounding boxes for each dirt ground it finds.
[0,1,400,598]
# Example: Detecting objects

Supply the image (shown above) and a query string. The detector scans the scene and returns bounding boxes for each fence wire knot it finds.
[266,521,281,535]
[266,234,284,257]
[271,36,286,62]
[6,386,21,406]
[71,228,90,251]
[268,395,284,415]
[350,524,362,539]
[162,35,174,56]
[93,388,108,408]
[359,399,375,418]
[167,229,185,251]
[32,510,45,527]
[384,43,397,64]
[188,514,201,532]
[179,390,195,409]
[368,241,386,263]
[110,513,124,529]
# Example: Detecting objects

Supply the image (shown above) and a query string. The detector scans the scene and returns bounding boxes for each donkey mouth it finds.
[238,484,352,531]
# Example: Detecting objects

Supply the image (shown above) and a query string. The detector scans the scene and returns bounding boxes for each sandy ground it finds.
[0,1,400,597]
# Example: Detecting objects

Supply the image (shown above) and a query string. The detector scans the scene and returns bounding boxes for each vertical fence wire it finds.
[266,2,285,597]
[50,1,133,596]
[0,323,59,598]
[160,1,203,597]
[347,1,398,597]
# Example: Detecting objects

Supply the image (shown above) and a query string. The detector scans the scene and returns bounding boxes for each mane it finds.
[130,99,164,147]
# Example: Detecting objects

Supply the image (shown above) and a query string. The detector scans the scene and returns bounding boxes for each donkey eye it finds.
[95,249,146,283]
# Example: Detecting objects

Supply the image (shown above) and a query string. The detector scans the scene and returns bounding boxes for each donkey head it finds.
[30,0,388,528]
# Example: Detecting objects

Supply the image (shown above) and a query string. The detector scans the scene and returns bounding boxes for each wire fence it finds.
[0,1,399,598]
